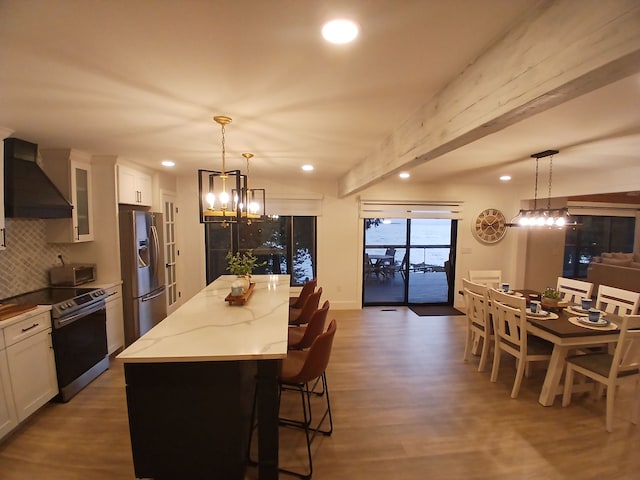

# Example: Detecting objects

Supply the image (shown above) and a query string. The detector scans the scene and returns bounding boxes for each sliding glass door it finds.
[363,218,457,306]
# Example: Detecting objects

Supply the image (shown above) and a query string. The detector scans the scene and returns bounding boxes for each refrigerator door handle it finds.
[142,288,165,302]
[150,224,160,280]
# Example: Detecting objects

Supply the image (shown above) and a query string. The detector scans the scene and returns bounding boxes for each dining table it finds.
[367,254,395,279]
[525,303,620,406]
[368,254,394,264]
[461,287,621,407]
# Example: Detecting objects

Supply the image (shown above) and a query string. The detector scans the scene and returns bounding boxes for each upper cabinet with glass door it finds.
[41,149,94,243]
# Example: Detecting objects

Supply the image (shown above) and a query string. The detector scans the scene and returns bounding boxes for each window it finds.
[205,216,316,286]
[563,215,635,278]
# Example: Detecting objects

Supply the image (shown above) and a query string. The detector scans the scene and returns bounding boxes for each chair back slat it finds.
[556,277,593,304]
[469,270,502,289]
[462,278,489,329]
[596,285,640,315]
[489,289,527,351]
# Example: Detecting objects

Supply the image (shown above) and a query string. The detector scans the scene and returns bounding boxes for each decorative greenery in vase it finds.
[541,287,561,300]
[225,250,266,277]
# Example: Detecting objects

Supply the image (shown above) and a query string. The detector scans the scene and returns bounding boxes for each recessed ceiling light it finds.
[161,160,175,167]
[302,165,314,171]
[499,175,511,181]
[321,19,359,44]
[399,172,410,179]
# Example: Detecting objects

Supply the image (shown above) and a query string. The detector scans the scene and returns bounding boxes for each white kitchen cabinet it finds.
[41,148,95,243]
[118,164,152,206]
[0,335,18,440]
[105,284,125,355]
[5,311,58,423]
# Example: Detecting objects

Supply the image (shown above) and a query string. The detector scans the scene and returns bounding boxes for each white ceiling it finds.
[1,0,639,191]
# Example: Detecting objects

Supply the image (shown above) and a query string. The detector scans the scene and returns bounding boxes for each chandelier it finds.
[198,115,266,226]
[510,149,572,228]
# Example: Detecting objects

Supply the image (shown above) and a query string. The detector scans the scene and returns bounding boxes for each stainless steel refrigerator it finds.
[119,209,167,346]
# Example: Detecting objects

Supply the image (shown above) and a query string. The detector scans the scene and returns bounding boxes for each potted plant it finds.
[541,287,566,310]
[226,250,265,293]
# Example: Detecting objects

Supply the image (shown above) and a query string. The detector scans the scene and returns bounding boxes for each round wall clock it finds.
[472,208,507,244]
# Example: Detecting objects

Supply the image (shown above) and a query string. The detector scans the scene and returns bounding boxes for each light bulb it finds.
[536,216,545,226]
[248,201,259,214]
[206,192,215,209]
[546,216,554,226]
[519,217,529,226]
[219,191,229,207]
[555,217,566,227]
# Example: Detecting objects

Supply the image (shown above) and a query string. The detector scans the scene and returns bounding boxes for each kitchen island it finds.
[118,274,290,480]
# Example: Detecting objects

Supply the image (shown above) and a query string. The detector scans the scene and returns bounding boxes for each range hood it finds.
[4,137,73,219]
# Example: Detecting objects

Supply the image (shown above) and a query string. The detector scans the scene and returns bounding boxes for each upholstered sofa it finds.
[586,252,640,293]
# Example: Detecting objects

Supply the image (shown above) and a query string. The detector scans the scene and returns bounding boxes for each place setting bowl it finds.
[526,300,558,319]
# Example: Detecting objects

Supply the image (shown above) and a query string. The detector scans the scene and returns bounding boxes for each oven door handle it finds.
[54,301,106,328]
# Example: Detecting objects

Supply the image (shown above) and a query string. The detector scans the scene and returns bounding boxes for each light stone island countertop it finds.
[117,275,291,363]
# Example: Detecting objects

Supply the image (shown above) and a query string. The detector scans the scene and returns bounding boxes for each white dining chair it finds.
[562,314,640,432]
[596,285,640,315]
[489,288,553,399]
[462,279,493,372]
[556,277,594,304]
[468,270,502,290]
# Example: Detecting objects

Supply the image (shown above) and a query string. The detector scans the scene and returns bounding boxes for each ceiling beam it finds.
[338,0,640,197]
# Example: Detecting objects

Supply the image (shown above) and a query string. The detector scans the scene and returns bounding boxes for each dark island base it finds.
[124,359,280,480]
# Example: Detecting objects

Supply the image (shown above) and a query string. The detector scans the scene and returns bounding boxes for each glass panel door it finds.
[363,218,457,306]
[363,219,407,304]
[408,219,452,304]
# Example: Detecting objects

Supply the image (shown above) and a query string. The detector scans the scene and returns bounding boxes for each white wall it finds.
[175,173,527,310]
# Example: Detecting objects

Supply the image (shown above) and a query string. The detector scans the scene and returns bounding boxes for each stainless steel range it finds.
[2,287,109,402]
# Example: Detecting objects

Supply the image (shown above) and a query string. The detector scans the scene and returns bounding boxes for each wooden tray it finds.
[541,298,569,312]
[0,304,39,322]
[225,282,255,306]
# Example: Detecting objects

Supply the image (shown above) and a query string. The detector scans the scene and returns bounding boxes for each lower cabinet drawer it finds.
[4,312,51,347]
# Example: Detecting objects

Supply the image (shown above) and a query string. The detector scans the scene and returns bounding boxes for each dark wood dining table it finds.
[527,307,620,406]
[461,287,620,407]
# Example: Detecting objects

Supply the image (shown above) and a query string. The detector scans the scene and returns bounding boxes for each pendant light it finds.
[198,115,266,226]
[510,149,573,228]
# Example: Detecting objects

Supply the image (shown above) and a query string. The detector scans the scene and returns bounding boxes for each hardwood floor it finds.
[1,307,638,479]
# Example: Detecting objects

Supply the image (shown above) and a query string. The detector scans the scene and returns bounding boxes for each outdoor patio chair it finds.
[384,253,408,279]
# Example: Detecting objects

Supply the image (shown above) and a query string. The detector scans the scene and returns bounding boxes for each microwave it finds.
[49,264,97,286]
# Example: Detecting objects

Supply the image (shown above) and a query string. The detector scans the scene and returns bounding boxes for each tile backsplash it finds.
[0,218,70,299]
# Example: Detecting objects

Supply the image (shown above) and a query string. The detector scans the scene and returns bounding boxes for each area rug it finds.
[409,305,465,317]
